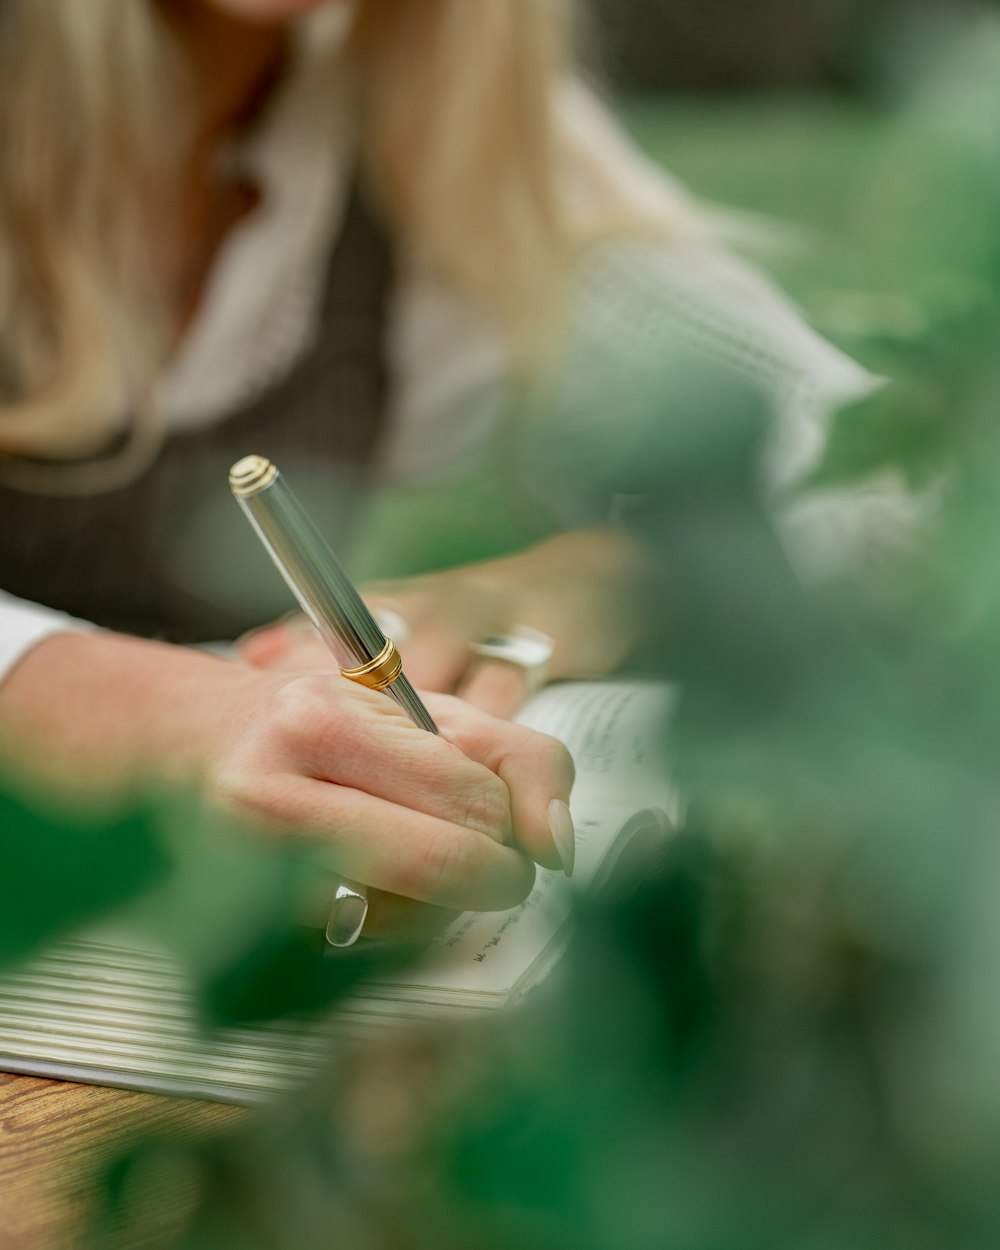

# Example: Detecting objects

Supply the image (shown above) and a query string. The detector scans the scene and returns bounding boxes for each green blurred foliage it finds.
[0,787,167,967]
[0,780,415,1031]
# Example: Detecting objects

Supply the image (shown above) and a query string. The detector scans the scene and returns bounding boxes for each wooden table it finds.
[0,1072,242,1250]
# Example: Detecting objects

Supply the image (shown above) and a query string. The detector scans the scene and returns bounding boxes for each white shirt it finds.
[0,13,912,680]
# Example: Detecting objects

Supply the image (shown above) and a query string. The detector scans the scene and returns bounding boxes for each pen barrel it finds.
[386,673,439,735]
[230,458,438,735]
[233,471,381,672]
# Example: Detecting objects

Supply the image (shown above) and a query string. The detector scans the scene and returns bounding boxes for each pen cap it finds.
[229,455,384,671]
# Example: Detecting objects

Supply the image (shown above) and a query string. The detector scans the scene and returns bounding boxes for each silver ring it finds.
[470,626,555,698]
[325,880,369,948]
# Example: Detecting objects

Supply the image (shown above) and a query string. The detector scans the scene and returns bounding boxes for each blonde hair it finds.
[0,1,178,466]
[0,0,683,471]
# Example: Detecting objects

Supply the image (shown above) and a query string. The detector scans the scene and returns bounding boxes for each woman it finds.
[0,0,870,933]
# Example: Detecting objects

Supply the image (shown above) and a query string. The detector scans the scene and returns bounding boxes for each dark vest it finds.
[0,185,392,643]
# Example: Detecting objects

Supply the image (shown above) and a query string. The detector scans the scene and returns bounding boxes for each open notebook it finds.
[0,681,677,1103]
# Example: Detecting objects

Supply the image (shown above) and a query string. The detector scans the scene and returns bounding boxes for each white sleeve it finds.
[0,592,95,685]
[546,235,877,488]
[541,236,931,577]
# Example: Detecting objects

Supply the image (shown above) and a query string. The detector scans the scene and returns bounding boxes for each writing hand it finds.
[0,633,575,941]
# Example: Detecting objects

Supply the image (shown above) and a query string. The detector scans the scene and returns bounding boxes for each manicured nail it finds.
[547,799,575,877]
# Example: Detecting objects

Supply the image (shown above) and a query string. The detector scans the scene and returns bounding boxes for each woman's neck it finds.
[153,2,296,337]
[158,1,290,144]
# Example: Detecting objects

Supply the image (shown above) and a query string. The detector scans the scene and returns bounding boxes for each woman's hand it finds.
[0,631,575,941]
[239,527,651,718]
[203,677,576,937]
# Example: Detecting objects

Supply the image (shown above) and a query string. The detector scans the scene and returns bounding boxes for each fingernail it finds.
[547,799,575,877]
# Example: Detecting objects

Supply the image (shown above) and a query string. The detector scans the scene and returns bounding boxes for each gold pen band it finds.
[340,639,403,692]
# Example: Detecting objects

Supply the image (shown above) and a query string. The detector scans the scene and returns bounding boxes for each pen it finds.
[229,454,438,947]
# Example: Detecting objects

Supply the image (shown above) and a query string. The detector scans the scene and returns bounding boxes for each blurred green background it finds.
[611,0,996,352]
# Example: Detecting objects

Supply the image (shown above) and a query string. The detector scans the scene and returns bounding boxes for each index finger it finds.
[431,698,576,874]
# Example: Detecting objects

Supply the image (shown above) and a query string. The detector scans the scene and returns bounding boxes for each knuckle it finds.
[207,768,293,833]
[268,675,326,737]
[206,765,258,821]
[267,675,362,763]
[530,729,576,787]
[458,774,511,841]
